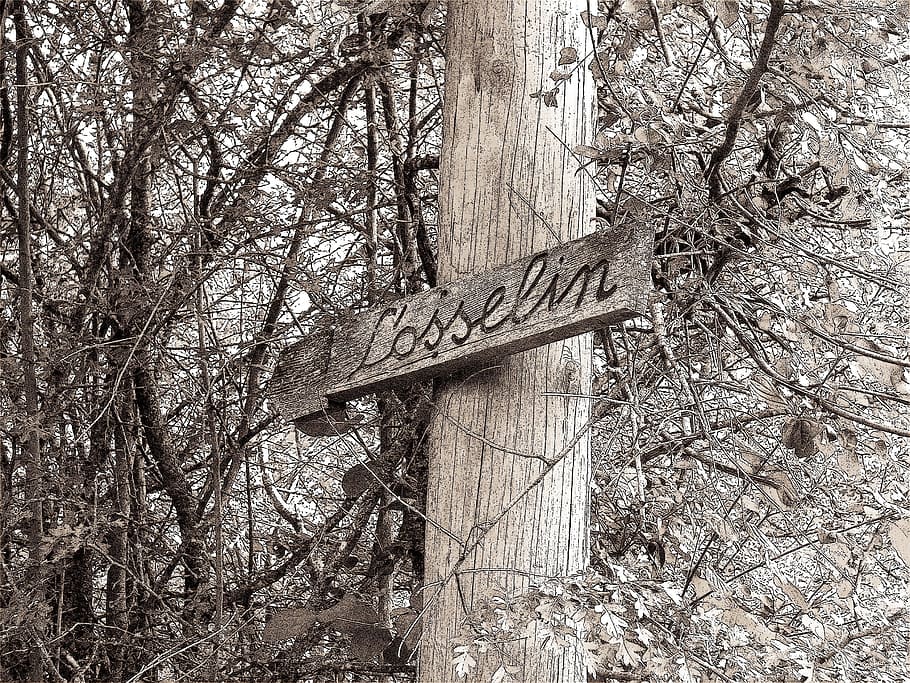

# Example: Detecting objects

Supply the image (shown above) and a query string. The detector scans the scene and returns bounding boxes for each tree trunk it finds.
[420,1,594,681]
[13,0,47,678]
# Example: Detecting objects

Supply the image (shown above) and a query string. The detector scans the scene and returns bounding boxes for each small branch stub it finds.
[269,226,652,435]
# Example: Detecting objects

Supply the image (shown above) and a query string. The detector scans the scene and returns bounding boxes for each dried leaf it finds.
[253,42,275,59]
[263,608,317,642]
[782,418,819,458]
[719,605,774,644]
[852,341,905,387]
[750,376,789,411]
[419,0,438,25]
[824,303,859,334]
[392,608,421,651]
[774,575,810,611]
[320,594,380,629]
[800,614,827,639]
[690,576,712,600]
[716,0,739,28]
[580,10,609,29]
[827,542,852,569]
[741,495,761,513]
[761,470,799,509]
[888,518,910,566]
[341,461,380,497]
[350,624,392,661]
[632,127,653,144]
[837,429,863,476]
[558,47,578,65]
[801,110,823,133]
[573,144,604,159]
[383,636,411,665]
[454,647,477,677]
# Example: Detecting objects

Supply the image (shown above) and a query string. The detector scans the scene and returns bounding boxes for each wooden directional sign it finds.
[269,226,652,434]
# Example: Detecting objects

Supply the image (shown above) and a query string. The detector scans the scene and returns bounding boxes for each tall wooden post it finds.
[419,1,594,680]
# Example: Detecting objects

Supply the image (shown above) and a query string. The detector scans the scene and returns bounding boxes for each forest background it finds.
[0,0,909,681]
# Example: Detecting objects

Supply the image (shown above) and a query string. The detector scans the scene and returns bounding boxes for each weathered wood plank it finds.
[268,225,651,433]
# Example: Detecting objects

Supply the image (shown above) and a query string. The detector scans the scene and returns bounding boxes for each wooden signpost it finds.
[268,226,651,435]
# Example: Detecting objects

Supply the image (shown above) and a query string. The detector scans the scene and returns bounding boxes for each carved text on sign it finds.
[352,253,615,376]
[269,227,651,434]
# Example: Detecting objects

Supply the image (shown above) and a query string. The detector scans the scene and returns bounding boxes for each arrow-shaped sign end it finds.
[268,328,360,435]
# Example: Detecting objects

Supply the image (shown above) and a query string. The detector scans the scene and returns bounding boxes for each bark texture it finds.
[419,1,594,681]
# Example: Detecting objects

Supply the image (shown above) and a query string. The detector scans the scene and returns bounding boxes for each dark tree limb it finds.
[133,360,201,553]
[183,83,222,227]
[403,153,439,173]
[705,0,785,201]
[375,76,412,290]
[13,1,46,677]
[364,77,379,301]
[0,47,11,167]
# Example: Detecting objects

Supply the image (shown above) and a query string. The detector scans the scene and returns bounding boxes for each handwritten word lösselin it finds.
[350,251,616,377]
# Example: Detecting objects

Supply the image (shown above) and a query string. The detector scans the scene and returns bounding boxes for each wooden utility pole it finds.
[419,1,598,680]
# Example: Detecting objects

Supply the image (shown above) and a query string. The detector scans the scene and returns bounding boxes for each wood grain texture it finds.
[268,228,649,434]
[418,1,616,681]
